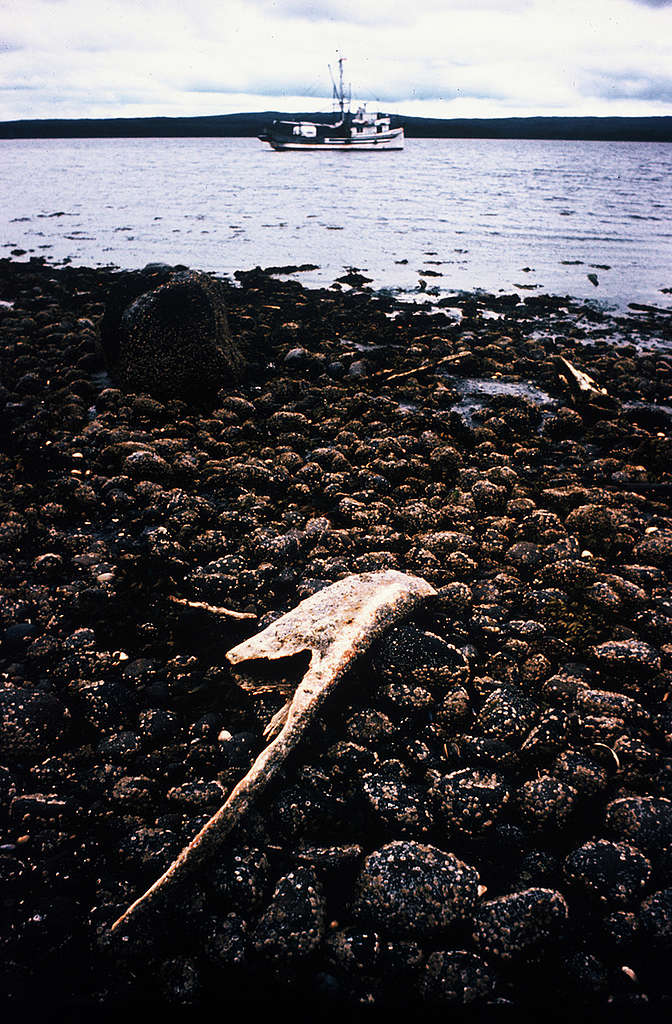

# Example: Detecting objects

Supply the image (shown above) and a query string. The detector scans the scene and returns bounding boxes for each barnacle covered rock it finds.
[352,840,480,937]
[107,270,244,400]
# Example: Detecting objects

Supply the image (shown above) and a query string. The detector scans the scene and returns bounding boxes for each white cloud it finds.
[0,0,670,120]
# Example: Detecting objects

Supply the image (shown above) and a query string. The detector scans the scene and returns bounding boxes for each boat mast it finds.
[329,54,350,122]
[338,57,345,119]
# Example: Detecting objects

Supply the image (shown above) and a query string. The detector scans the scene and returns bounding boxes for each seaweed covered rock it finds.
[105,270,244,400]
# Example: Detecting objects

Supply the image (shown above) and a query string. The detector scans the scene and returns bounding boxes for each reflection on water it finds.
[441,375,558,427]
[1,137,671,310]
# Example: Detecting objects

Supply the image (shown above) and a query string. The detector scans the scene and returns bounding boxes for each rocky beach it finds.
[1,255,672,1016]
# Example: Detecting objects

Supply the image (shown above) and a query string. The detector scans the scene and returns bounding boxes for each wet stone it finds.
[251,865,325,962]
[0,765,17,808]
[514,849,560,890]
[455,734,518,767]
[284,346,309,368]
[370,623,469,689]
[138,708,180,743]
[373,681,434,718]
[591,639,662,675]
[431,768,510,835]
[202,911,248,966]
[563,840,652,907]
[419,950,496,1006]
[638,889,672,948]
[605,797,672,854]
[111,775,159,810]
[344,709,396,747]
[110,270,244,401]
[324,740,376,780]
[633,531,672,568]
[517,774,578,831]
[472,479,507,514]
[360,771,432,836]
[268,782,344,838]
[476,687,537,745]
[0,683,70,761]
[293,842,363,871]
[156,956,201,1005]
[576,688,648,727]
[123,449,172,483]
[96,730,142,762]
[473,887,569,962]
[601,910,640,951]
[72,679,137,735]
[434,685,472,731]
[166,779,227,810]
[118,827,181,872]
[505,541,544,571]
[209,846,271,912]
[561,952,610,999]
[351,840,479,937]
[437,581,473,614]
[552,749,609,798]
[217,731,260,771]
[32,552,64,578]
[10,792,74,824]
[520,708,570,760]
[379,936,424,980]
[324,926,381,973]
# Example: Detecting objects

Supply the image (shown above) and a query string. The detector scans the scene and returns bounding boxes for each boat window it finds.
[300,124,317,138]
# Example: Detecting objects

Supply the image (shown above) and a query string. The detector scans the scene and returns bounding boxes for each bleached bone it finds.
[168,594,257,621]
[110,570,436,935]
[555,355,618,410]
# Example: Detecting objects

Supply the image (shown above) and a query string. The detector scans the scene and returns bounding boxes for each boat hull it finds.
[261,128,405,152]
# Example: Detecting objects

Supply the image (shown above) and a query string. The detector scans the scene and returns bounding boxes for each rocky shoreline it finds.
[1,257,671,1015]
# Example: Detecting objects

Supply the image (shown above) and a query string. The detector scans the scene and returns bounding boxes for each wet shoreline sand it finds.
[1,257,671,1013]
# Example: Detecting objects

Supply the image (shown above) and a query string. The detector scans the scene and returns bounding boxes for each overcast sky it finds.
[1,0,671,121]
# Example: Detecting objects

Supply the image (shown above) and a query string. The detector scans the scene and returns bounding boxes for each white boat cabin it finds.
[350,106,393,137]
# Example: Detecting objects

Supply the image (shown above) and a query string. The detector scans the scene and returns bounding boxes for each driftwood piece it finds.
[110,570,436,936]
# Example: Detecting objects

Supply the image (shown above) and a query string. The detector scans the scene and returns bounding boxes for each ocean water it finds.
[1,136,671,310]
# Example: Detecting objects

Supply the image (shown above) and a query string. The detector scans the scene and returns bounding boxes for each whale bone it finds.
[110,569,436,935]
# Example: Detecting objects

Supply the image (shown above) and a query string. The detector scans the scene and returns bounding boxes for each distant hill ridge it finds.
[1,112,671,142]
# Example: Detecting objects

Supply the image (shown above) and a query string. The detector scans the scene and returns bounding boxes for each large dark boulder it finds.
[100,263,175,366]
[103,269,244,400]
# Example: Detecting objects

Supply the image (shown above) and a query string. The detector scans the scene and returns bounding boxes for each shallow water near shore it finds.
[1,136,671,311]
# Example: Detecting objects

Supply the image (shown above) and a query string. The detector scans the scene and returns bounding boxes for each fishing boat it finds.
[259,57,404,152]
